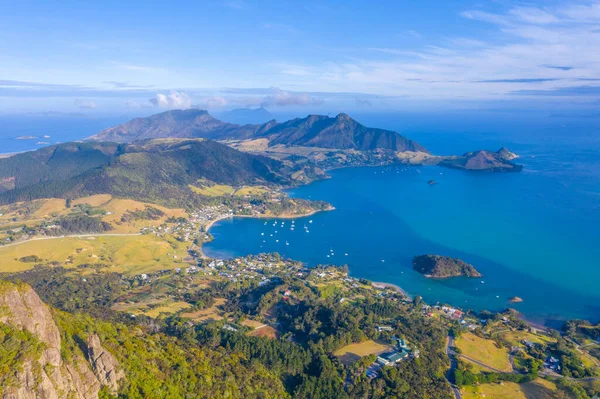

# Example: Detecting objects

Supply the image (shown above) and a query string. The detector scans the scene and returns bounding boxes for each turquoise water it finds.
[205,115,600,327]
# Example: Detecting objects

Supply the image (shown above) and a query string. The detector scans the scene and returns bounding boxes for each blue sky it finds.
[1,0,599,115]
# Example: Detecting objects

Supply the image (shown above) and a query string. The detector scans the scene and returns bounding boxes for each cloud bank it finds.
[149,91,192,109]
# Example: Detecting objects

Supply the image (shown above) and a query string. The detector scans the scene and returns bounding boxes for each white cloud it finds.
[149,91,192,109]
[509,7,560,24]
[270,1,600,100]
[203,96,228,108]
[260,88,324,107]
[74,99,96,109]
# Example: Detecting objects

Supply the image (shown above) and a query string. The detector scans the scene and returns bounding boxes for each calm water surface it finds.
[206,115,600,327]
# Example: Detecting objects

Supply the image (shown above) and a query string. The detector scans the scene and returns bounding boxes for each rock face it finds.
[496,147,519,161]
[0,282,122,398]
[87,334,124,394]
[412,255,482,278]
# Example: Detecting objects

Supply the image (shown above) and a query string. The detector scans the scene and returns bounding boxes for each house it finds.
[378,326,393,332]
[523,340,535,348]
[397,338,409,350]
[258,279,272,287]
[377,350,409,366]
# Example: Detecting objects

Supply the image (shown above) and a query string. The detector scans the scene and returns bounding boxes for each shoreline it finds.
[200,206,334,259]
[372,281,412,299]
[204,207,334,234]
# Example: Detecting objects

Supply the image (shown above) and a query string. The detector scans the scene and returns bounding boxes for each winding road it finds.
[0,233,141,249]
[445,336,462,399]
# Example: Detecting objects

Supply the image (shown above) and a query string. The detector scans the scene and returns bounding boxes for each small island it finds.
[412,255,482,278]
[509,296,524,303]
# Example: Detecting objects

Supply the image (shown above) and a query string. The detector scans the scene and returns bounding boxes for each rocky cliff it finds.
[0,281,122,398]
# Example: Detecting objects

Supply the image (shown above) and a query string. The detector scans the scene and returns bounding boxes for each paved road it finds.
[445,336,462,399]
[457,353,509,374]
[0,233,141,249]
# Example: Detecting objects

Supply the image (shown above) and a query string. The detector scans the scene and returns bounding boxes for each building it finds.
[376,350,409,366]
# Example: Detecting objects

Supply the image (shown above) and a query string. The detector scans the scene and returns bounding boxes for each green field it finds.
[334,340,394,365]
[456,333,512,372]
[497,330,555,347]
[461,378,559,399]
[189,184,236,196]
[0,234,189,275]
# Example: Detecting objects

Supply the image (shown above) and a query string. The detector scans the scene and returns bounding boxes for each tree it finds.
[413,295,422,307]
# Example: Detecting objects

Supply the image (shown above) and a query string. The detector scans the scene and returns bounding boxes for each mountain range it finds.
[0,110,522,205]
[87,109,427,153]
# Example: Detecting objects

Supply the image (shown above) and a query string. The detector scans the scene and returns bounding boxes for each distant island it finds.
[412,255,482,278]
[509,296,524,303]
[438,147,522,172]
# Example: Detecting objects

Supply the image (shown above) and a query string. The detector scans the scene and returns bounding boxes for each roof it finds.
[380,350,409,363]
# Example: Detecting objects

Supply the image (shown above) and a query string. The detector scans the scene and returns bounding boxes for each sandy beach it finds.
[372,281,412,299]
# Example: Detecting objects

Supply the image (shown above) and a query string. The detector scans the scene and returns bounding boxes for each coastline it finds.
[204,207,335,234]
[372,281,412,299]
[200,206,334,259]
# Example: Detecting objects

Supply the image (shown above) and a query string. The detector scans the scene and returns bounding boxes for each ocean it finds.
[0,114,127,154]
[204,111,600,327]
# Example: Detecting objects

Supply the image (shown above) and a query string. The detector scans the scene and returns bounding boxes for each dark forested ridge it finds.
[260,113,427,152]
[0,138,293,205]
[0,142,123,193]
[87,109,427,152]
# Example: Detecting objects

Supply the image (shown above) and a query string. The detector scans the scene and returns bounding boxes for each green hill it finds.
[0,139,291,205]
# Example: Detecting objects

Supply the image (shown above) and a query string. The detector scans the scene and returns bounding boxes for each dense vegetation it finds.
[3,265,454,399]
[54,310,290,399]
[0,324,46,395]
[0,139,293,205]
